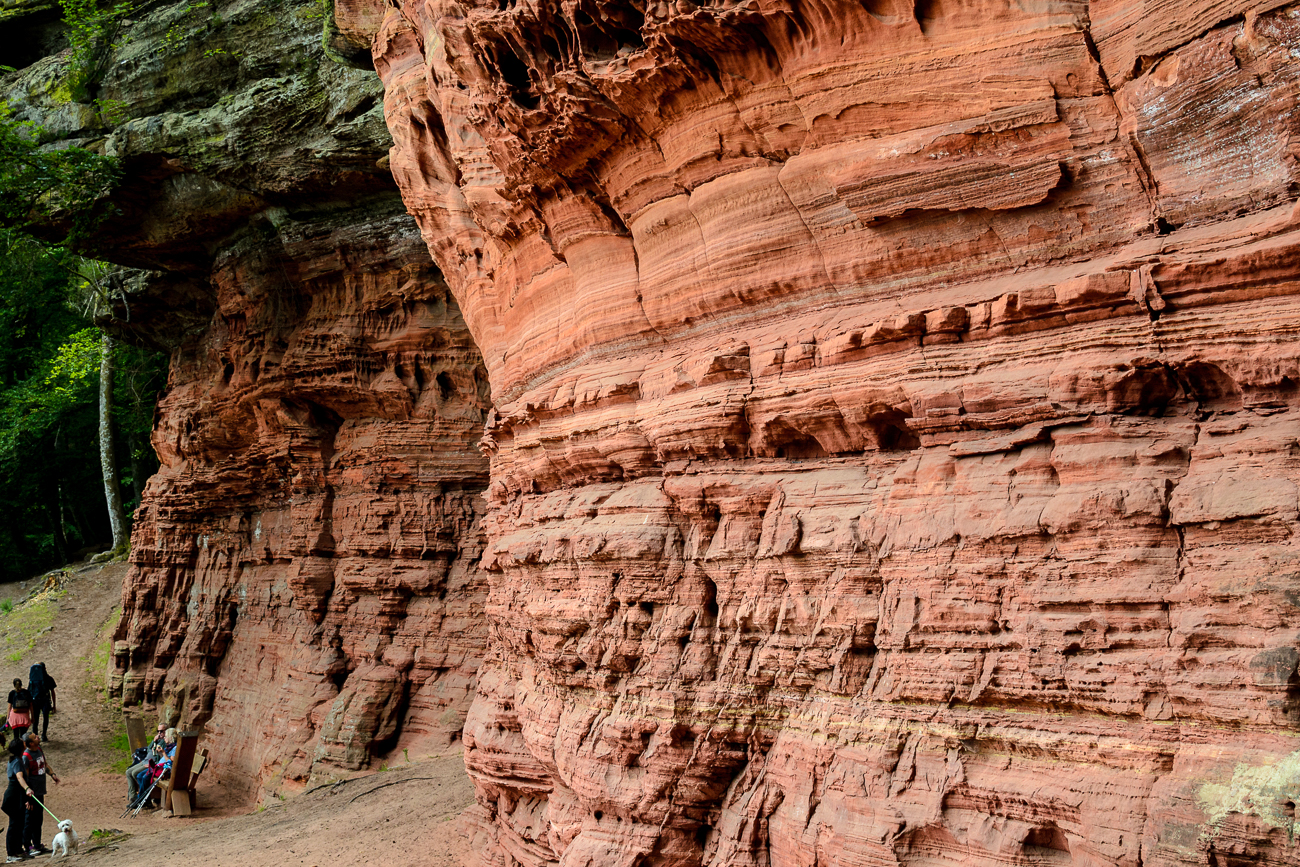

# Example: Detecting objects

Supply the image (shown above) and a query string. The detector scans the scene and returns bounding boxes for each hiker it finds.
[16,733,57,857]
[1,738,24,862]
[26,665,54,741]
[126,724,167,803]
[4,683,30,744]
[132,728,176,811]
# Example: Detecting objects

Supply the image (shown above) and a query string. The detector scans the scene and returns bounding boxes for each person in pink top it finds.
[5,682,30,743]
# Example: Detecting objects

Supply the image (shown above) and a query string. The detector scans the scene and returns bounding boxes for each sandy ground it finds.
[0,561,474,866]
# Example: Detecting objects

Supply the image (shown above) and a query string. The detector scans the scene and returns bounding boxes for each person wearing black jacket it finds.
[27,665,54,741]
[1,738,25,862]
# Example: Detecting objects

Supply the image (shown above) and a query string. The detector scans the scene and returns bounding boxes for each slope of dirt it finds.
[0,561,472,865]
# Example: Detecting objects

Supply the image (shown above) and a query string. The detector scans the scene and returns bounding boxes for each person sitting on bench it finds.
[126,725,166,804]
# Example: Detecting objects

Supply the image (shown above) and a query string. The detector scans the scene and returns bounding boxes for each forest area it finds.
[0,103,166,583]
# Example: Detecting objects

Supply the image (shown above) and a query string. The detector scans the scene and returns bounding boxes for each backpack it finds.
[27,665,44,704]
[11,693,29,711]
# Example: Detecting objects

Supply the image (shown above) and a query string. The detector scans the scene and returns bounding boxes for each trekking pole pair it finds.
[121,778,159,818]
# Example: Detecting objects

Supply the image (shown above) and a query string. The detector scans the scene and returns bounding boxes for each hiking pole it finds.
[129,779,160,818]
[119,788,150,820]
[119,789,145,820]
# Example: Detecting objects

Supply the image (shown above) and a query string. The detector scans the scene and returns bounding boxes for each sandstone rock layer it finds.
[347,0,1300,864]
[118,199,492,791]
[2,0,492,795]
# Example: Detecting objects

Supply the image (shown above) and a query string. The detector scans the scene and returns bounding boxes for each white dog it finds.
[50,819,78,858]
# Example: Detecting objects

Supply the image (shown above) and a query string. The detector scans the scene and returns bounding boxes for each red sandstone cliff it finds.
[1,0,493,796]
[324,0,1300,864]
[116,201,492,791]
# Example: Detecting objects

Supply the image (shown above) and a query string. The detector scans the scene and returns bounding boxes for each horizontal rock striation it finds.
[118,198,492,792]
[2,0,492,795]
[348,0,1300,864]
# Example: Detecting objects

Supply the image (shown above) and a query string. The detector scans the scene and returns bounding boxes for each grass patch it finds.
[88,606,117,688]
[105,721,131,774]
[88,605,128,773]
[87,828,130,851]
[0,589,63,666]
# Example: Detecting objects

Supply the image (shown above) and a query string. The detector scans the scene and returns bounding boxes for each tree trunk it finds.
[50,427,69,561]
[99,332,127,550]
[127,429,143,504]
[41,477,68,565]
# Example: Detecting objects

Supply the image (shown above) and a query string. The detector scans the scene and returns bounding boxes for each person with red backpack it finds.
[14,733,57,857]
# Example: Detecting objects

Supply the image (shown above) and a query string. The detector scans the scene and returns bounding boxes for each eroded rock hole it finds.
[571,2,644,62]
[765,418,827,459]
[1116,364,1181,415]
[1178,361,1242,412]
[1023,826,1070,856]
[868,409,920,451]
[774,438,826,459]
[493,44,540,109]
[0,10,67,71]
[409,107,464,186]
[540,35,563,62]
[913,0,937,32]
[436,371,455,401]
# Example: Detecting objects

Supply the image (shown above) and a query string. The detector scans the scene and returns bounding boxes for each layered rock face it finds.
[2,0,491,793]
[118,200,491,792]
[337,0,1300,864]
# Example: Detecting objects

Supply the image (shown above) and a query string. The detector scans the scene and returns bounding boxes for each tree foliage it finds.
[0,107,165,580]
[0,102,120,239]
[59,0,135,103]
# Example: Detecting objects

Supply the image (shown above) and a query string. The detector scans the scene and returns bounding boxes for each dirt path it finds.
[0,562,474,866]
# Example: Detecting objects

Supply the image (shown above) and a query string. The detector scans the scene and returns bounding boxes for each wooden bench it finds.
[160,732,201,816]
[124,716,148,753]
[187,748,209,808]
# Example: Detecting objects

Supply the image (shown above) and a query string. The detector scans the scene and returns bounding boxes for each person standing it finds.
[16,733,57,857]
[26,665,54,741]
[1,739,25,862]
[5,682,30,744]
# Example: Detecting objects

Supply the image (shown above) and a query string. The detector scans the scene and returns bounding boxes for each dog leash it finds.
[24,790,59,824]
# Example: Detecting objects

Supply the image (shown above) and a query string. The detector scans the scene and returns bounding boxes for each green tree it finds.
[0,103,119,238]
[0,105,163,579]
